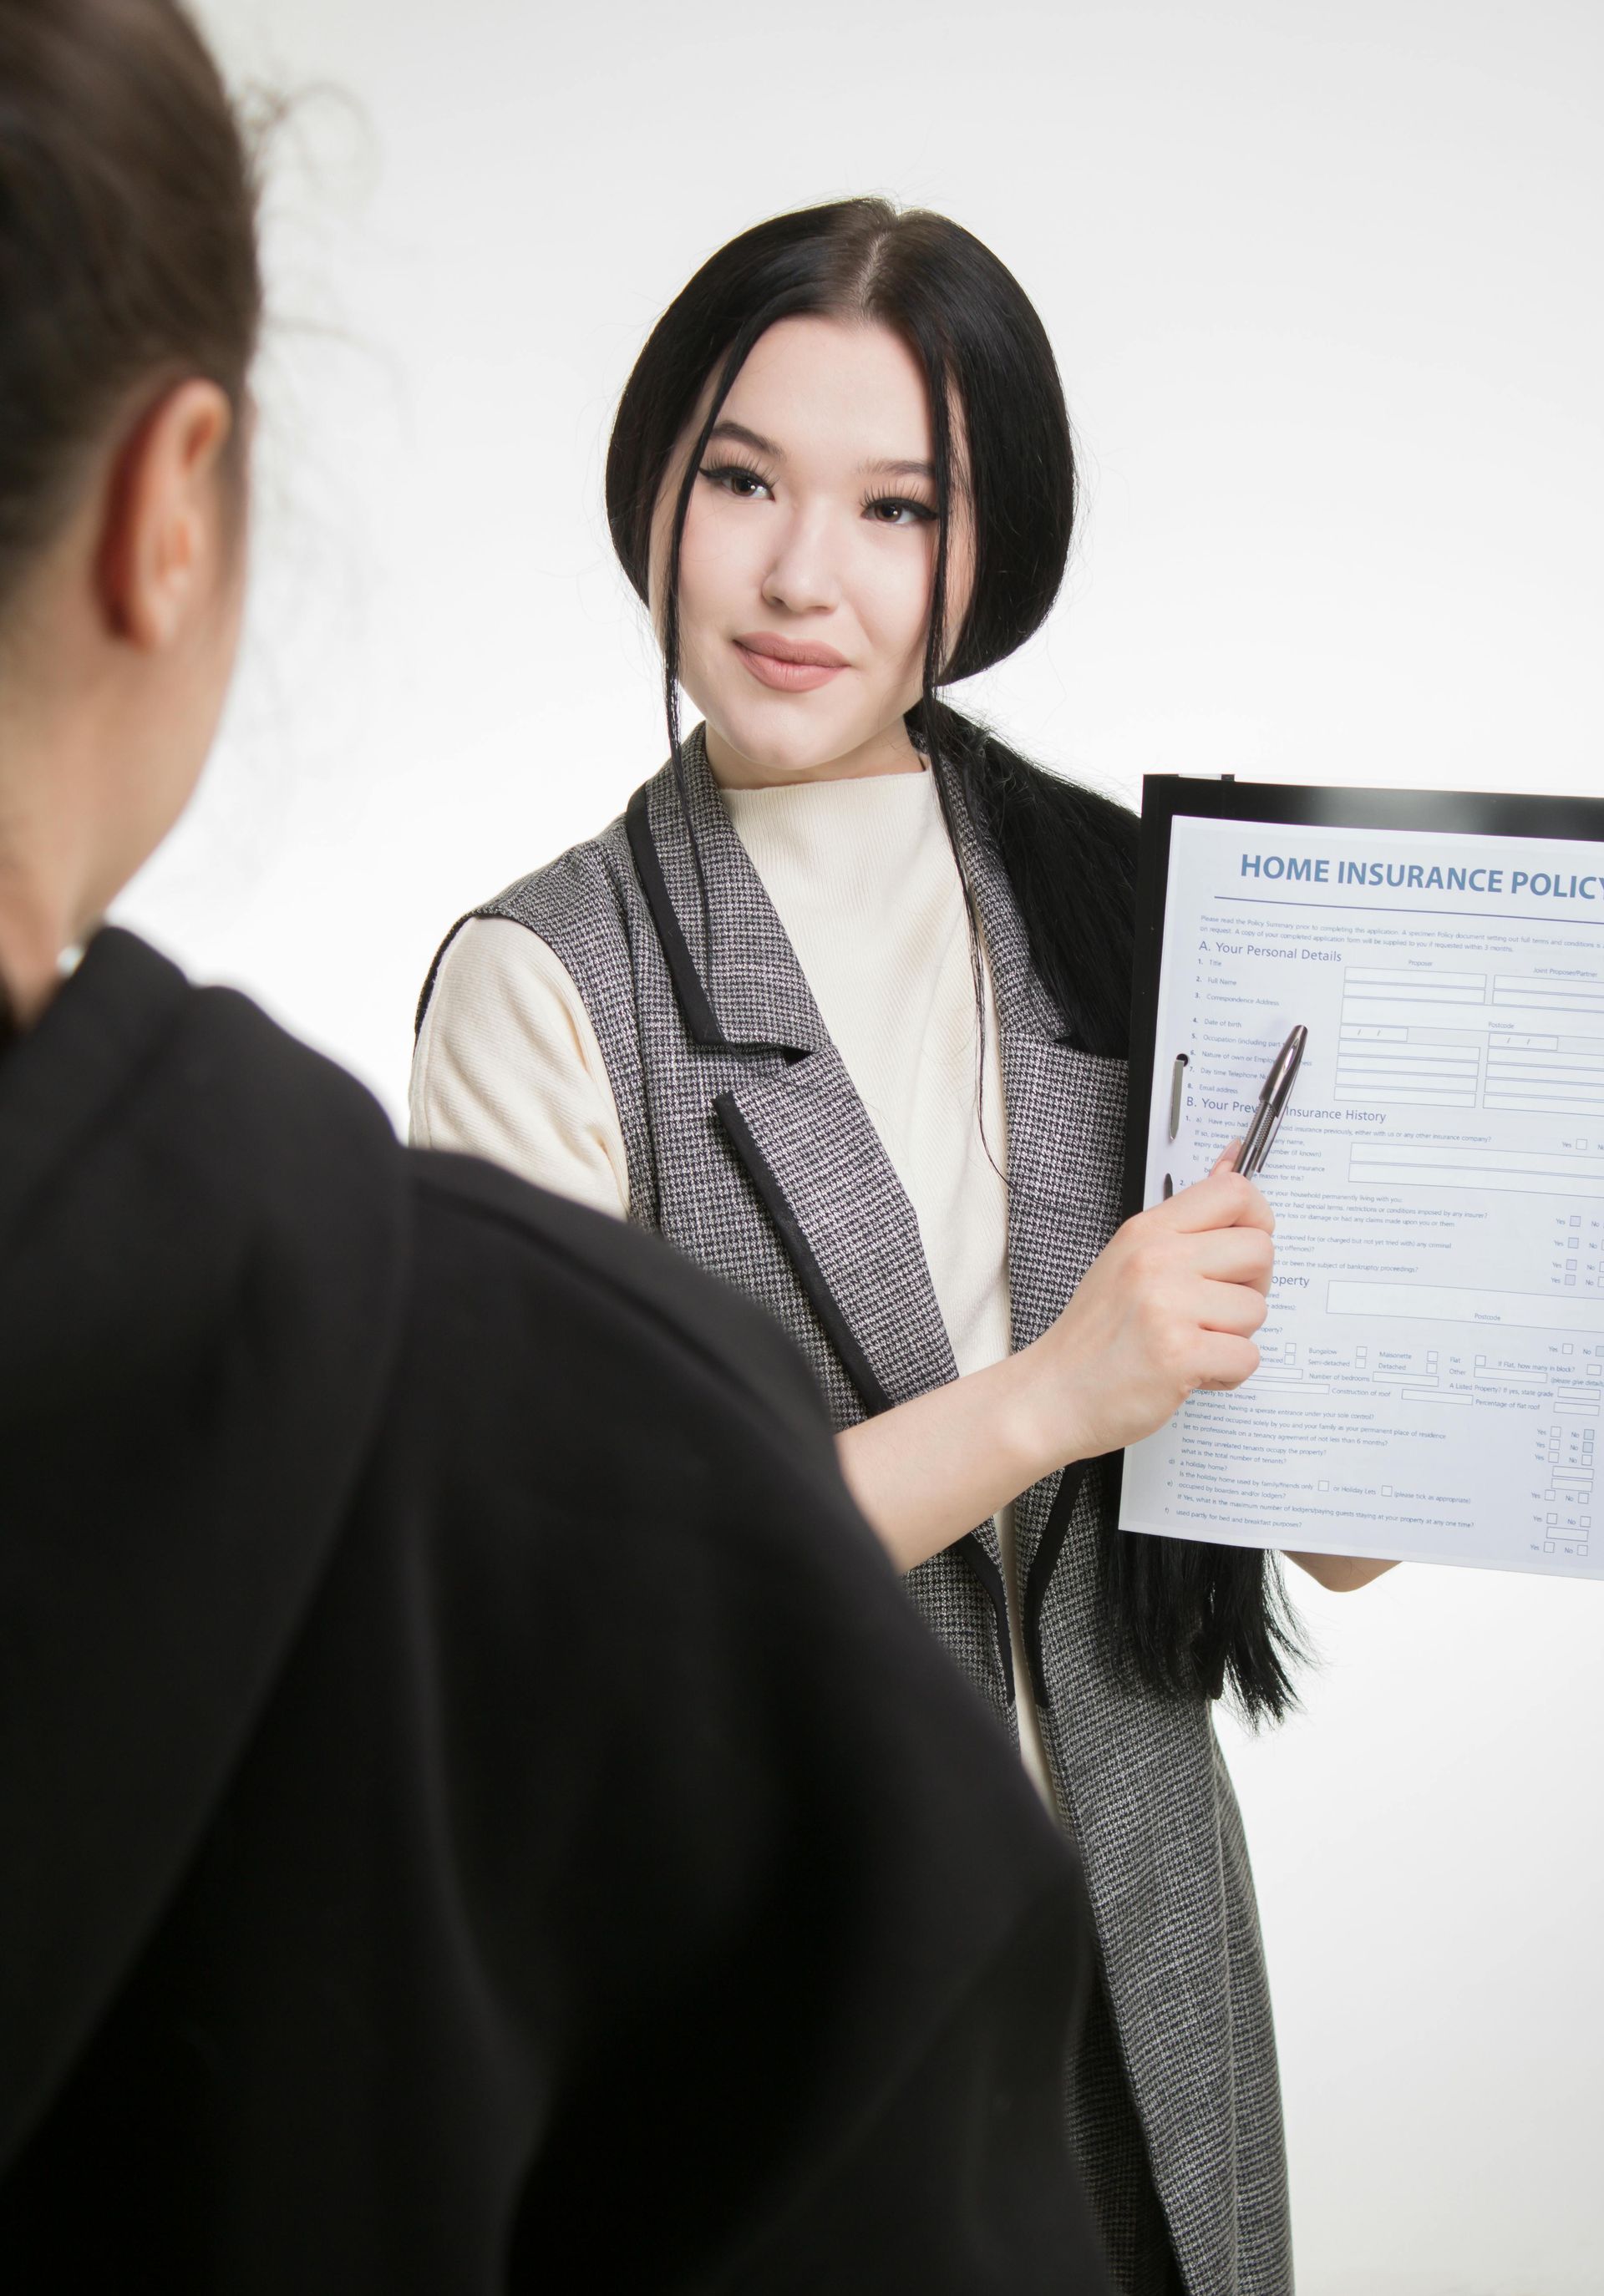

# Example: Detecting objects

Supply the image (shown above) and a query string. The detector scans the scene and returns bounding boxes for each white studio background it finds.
[129,3,1603,2289]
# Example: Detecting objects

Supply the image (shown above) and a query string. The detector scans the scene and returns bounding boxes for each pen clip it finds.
[1235,1025,1308,1178]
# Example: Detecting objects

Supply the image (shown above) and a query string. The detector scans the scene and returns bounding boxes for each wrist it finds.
[996,1339,1091,1491]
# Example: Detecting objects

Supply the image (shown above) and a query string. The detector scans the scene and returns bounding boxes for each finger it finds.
[1209,1140,1242,1176]
[1190,1332,1261,1391]
[1186,1228,1276,1293]
[1146,1169,1275,1237]
[1193,1276,1271,1338]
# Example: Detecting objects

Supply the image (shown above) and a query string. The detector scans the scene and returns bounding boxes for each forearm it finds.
[1284,1550,1398,1591]
[835,1351,1068,1574]
[836,1173,1282,1575]
[840,1386,1405,1589]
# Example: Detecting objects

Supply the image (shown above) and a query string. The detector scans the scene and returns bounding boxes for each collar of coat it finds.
[625,721,1067,1059]
[622,726,1121,1406]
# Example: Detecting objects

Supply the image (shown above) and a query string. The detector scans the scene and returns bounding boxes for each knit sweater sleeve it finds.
[409,915,630,1220]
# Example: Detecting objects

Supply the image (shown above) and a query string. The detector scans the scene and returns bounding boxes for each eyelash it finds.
[698,458,938,529]
[698,458,774,499]
[864,494,938,529]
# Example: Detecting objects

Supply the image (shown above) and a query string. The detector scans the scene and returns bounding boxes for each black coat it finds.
[0,928,1109,2293]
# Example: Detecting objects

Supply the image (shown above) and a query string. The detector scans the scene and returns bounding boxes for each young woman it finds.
[0,19,1117,2288]
[414,202,1393,2296]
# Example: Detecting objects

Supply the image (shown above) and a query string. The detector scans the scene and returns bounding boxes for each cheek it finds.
[645,466,703,638]
[672,498,716,613]
[856,536,940,676]
[673,496,764,663]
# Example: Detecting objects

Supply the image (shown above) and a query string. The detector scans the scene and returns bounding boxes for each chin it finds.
[704,689,880,781]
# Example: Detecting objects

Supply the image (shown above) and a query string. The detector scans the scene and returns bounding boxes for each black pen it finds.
[1232,1026,1307,1178]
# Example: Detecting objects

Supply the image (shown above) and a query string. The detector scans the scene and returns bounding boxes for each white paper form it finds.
[1119,810,1604,1579]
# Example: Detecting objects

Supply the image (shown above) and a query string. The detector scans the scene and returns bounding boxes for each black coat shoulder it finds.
[1,935,1106,2294]
[405,1143,830,1457]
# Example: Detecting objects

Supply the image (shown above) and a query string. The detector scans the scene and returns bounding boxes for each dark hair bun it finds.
[0,0,262,619]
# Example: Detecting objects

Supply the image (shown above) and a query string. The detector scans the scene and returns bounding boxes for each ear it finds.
[98,378,236,651]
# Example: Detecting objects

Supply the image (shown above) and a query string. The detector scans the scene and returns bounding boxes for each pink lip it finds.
[733,632,848,692]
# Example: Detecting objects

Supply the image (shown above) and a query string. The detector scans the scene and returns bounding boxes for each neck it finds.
[0,853,79,1030]
[0,697,101,1030]
[704,712,925,791]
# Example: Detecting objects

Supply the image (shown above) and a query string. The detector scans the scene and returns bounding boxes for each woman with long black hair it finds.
[414,201,1392,2296]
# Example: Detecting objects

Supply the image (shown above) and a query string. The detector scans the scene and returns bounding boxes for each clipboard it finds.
[1118,773,1604,1579]
[1124,774,1604,1220]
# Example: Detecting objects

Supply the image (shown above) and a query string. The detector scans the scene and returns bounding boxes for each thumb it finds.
[1211,1140,1242,1176]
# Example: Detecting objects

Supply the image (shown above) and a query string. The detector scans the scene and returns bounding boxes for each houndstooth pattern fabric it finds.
[422,727,1291,2296]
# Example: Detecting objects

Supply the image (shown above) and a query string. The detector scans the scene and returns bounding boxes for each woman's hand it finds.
[1010,1157,1275,1470]
[835,1153,1275,1574]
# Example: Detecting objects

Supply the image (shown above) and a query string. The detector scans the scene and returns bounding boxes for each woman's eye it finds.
[699,461,773,500]
[865,496,937,528]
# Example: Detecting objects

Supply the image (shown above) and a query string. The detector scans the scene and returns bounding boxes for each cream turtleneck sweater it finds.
[410,768,1053,1801]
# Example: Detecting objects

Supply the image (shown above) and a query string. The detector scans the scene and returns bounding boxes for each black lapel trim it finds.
[958,1533,1016,1707]
[1023,1460,1094,1710]
[626,784,733,1052]
[715,1087,1016,1704]
[417,775,740,1047]
[713,1091,891,1414]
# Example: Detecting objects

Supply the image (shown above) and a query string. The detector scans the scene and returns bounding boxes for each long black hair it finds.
[606,198,1300,1721]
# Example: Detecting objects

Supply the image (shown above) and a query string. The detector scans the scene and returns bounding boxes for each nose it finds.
[759,505,842,616]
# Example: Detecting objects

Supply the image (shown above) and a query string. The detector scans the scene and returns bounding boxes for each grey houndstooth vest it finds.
[419,727,1292,2296]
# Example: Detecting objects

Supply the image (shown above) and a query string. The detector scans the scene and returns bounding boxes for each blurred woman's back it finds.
[0,4,1108,2288]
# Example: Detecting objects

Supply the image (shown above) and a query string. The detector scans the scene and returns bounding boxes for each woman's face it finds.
[651,316,973,788]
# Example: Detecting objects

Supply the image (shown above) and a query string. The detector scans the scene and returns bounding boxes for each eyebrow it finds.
[861,456,937,482]
[708,419,782,458]
[707,418,936,484]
